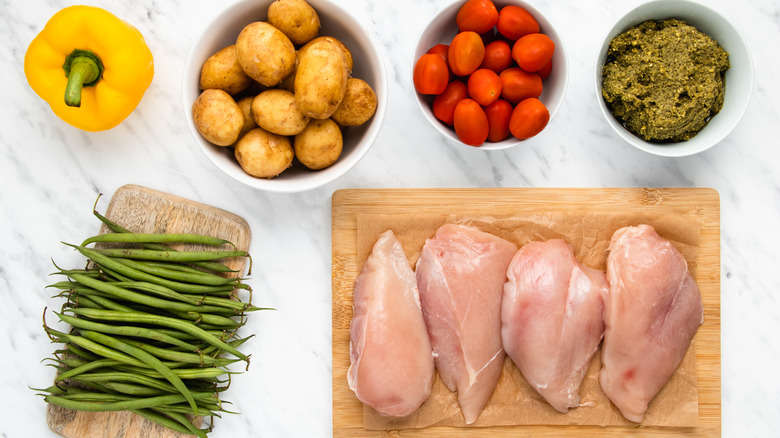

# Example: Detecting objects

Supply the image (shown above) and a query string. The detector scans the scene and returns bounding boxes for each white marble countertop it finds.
[2,0,778,436]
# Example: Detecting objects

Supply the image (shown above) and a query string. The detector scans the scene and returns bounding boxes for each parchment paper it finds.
[354,211,701,429]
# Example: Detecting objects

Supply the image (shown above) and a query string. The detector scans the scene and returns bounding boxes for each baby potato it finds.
[236,95,258,139]
[236,22,296,87]
[299,36,353,73]
[192,89,245,146]
[331,78,378,126]
[199,45,253,95]
[251,89,310,136]
[268,0,320,46]
[234,127,294,178]
[294,39,349,119]
[294,118,343,170]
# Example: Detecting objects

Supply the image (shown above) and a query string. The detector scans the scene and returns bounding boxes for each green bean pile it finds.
[36,206,263,437]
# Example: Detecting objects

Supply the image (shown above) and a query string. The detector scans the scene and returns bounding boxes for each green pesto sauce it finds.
[602,19,730,143]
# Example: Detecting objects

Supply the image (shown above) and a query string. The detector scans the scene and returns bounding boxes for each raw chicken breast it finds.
[501,239,607,413]
[600,224,703,423]
[348,230,434,417]
[415,224,517,424]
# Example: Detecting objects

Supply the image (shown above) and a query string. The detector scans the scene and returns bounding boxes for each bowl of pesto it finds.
[595,0,753,157]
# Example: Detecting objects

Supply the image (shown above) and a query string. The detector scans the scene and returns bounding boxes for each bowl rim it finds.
[412,0,569,151]
[594,0,754,157]
[182,0,388,193]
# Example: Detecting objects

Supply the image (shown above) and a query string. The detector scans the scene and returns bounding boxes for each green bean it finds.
[56,358,122,381]
[151,404,222,418]
[153,328,228,342]
[111,364,233,380]
[68,274,237,317]
[71,296,103,310]
[81,233,236,249]
[186,260,237,274]
[70,308,248,361]
[47,281,88,291]
[89,293,242,318]
[45,392,203,411]
[53,386,220,401]
[65,344,100,361]
[93,381,164,396]
[60,280,252,313]
[198,295,257,312]
[169,367,235,380]
[36,385,66,396]
[56,311,200,352]
[48,384,103,397]
[77,329,197,413]
[211,335,253,351]
[154,403,225,417]
[75,294,136,312]
[48,364,70,375]
[192,337,252,361]
[56,356,196,383]
[92,206,238,274]
[68,245,238,294]
[51,268,104,279]
[144,261,224,275]
[45,327,149,369]
[171,311,241,329]
[51,357,88,369]
[100,281,201,305]
[132,408,208,438]
[51,392,132,402]
[110,257,238,286]
[92,248,248,264]
[113,340,240,367]
[95,264,133,282]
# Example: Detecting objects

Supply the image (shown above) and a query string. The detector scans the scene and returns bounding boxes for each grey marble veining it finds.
[1,0,779,436]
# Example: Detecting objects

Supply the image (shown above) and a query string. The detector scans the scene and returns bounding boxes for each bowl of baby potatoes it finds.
[183,0,387,192]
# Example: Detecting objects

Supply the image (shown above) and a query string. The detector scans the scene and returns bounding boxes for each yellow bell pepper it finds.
[24,6,154,132]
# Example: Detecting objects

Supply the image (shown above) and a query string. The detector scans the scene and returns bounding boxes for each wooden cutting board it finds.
[46,184,251,438]
[331,188,720,437]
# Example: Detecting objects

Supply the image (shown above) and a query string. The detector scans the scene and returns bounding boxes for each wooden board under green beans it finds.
[42,184,255,438]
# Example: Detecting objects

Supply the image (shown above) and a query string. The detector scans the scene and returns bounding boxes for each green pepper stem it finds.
[62,49,104,108]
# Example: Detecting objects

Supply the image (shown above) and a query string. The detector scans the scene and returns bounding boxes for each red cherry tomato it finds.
[453,98,489,146]
[456,0,499,34]
[537,59,553,80]
[448,31,486,76]
[499,67,542,103]
[427,44,449,63]
[496,5,539,41]
[433,80,469,126]
[427,43,454,80]
[413,53,449,95]
[480,40,512,73]
[512,33,555,72]
[484,99,513,142]
[509,97,549,139]
[467,68,502,107]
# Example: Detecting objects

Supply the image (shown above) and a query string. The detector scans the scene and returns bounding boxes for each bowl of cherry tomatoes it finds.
[413,0,567,149]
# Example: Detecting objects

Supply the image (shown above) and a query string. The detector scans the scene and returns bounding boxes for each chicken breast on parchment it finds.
[502,239,607,413]
[415,224,517,424]
[348,230,434,417]
[600,224,703,423]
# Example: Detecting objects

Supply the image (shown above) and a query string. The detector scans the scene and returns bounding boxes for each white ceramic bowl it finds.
[183,0,387,192]
[413,0,568,150]
[595,0,753,157]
